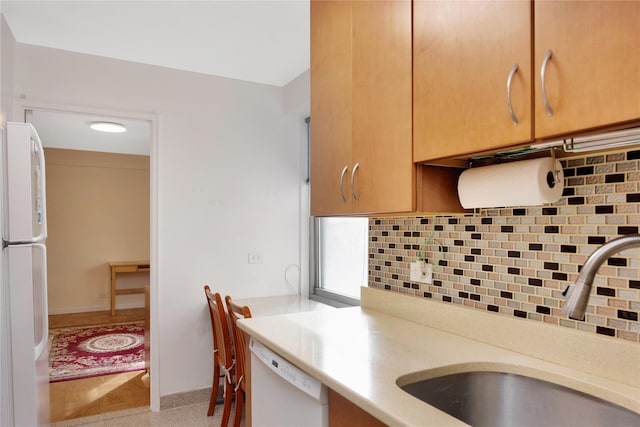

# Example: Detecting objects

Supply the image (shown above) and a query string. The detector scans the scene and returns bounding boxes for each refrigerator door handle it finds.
[31,129,48,244]
[33,243,48,360]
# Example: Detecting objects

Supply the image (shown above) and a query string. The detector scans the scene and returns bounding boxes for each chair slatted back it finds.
[204,285,232,369]
[225,295,252,389]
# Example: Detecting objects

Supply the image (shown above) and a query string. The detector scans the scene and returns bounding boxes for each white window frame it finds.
[309,217,364,307]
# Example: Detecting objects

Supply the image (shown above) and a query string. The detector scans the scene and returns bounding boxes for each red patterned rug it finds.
[48,321,145,383]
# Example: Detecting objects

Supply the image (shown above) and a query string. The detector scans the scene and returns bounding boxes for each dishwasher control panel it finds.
[250,337,327,402]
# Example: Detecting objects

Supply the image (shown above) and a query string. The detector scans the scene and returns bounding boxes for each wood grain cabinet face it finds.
[310,0,414,216]
[534,1,640,139]
[328,389,386,427]
[312,1,640,213]
[310,0,353,216]
[413,0,532,162]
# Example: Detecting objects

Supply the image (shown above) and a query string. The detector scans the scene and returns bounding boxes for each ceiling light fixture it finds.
[89,121,127,133]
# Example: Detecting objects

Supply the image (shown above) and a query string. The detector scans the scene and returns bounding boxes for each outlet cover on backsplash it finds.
[369,148,640,342]
[410,261,433,284]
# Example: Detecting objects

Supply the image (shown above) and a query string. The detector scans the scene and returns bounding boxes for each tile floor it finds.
[52,401,241,427]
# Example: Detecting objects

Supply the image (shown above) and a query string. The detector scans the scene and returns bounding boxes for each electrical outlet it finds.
[423,263,433,284]
[248,252,264,264]
[410,262,423,282]
[410,261,433,284]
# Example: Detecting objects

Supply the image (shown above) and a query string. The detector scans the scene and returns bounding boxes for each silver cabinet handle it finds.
[541,49,554,117]
[339,165,349,202]
[506,63,519,125]
[350,162,360,202]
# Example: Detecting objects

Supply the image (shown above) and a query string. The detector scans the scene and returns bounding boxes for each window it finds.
[311,217,368,306]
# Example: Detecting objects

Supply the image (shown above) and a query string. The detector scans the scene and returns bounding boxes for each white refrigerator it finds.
[1,122,50,426]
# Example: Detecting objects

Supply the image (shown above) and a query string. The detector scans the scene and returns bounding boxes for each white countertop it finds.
[235,295,334,317]
[239,301,640,426]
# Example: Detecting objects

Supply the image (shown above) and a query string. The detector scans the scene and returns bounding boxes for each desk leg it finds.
[111,269,117,316]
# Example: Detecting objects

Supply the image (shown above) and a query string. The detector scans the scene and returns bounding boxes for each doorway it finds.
[26,108,154,422]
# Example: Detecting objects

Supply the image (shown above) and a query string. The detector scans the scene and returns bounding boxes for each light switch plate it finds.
[248,252,264,264]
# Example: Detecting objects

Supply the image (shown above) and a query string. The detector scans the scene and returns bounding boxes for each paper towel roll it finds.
[457,157,564,209]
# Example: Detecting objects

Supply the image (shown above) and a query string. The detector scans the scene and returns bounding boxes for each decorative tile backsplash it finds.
[369,149,640,342]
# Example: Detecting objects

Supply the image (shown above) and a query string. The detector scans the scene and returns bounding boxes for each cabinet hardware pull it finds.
[506,63,519,125]
[351,163,360,202]
[541,49,554,117]
[339,165,349,202]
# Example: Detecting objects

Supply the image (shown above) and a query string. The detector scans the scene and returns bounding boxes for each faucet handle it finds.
[562,285,572,297]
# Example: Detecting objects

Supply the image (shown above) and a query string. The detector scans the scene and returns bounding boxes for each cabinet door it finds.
[329,389,386,427]
[534,1,640,138]
[351,0,414,214]
[310,0,353,216]
[413,0,532,162]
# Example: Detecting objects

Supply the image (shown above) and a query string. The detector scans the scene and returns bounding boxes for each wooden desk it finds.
[109,261,150,315]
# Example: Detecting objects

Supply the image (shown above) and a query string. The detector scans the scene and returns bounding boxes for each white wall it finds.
[45,149,150,314]
[13,42,309,399]
[283,69,310,297]
[284,69,310,116]
[1,13,16,124]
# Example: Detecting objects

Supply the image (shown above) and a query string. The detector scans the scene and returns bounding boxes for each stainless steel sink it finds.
[400,371,640,427]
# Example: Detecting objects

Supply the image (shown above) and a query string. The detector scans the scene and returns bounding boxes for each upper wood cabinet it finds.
[413,1,532,162]
[310,0,353,216]
[534,1,640,139]
[310,0,414,216]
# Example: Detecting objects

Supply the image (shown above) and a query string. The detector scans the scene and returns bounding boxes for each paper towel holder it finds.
[530,126,640,153]
[548,148,563,187]
[458,153,566,209]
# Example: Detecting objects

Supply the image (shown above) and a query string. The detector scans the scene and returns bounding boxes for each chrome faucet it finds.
[562,234,640,321]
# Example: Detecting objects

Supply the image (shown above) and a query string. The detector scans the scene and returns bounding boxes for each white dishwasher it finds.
[250,338,328,427]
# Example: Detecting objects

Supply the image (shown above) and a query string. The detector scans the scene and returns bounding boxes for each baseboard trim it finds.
[51,406,150,426]
[48,301,145,315]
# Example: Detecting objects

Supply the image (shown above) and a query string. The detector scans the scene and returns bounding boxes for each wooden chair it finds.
[225,295,253,427]
[204,285,234,425]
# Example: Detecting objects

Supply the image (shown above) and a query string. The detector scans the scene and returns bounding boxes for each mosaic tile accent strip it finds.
[369,149,640,342]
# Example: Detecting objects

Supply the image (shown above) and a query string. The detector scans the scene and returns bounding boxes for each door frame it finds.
[17,100,160,411]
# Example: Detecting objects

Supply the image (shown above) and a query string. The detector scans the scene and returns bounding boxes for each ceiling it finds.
[29,110,151,156]
[3,1,310,155]
[1,0,310,87]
